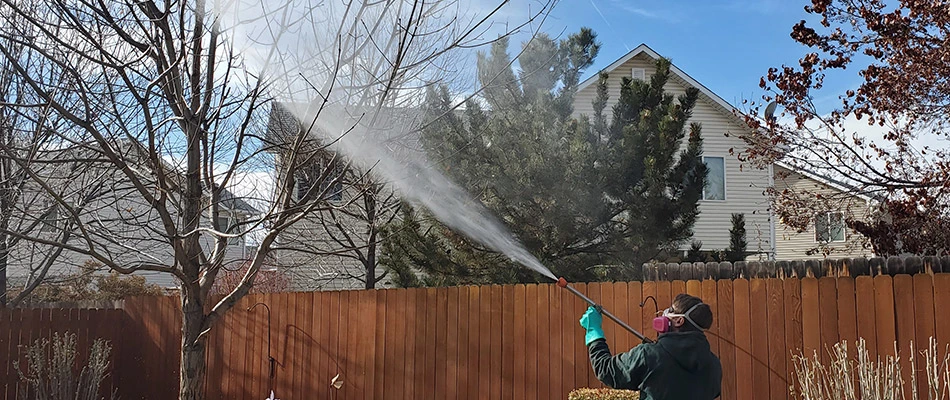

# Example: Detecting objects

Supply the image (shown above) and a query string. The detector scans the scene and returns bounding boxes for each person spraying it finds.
[579,293,722,399]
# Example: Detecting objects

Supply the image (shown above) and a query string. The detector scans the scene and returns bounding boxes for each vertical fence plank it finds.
[671,280,686,299]
[537,284,551,400]
[502,285,515,400]
[801,278,820,358]
[362,290,379,400]
[837,278,857,349]
[717,280,736,400]
[489,286,503,400]
[434,288,448,400]
[766,279,787,400]
[425,288,438,400]
[686,280,703,299]
[478,286,492,400]
[300,292,316,400]
[783,278,803,399]
[818,277,838,365]
[513,285,526,400]
[733,279,752,400]
[546,284,563,400]
[446,287,461,400]
[703,280,719,356]
[750,279,770,400]
[525,284,541,400]
[854,276,878,360]
[935,275,950,358]
[874,275,897,357]
[894,275,916,399]
[560,283,577,399]
[574,283,592,389]
[584,283,602,388]
[1,308,11,400]
[625,282,643,352]
[642,281,658,342]
[317,291,332,400]
[913,274,935,398]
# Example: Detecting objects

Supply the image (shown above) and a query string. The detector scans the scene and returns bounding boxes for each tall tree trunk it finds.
[179,293,206,400]
[364,192,377,290]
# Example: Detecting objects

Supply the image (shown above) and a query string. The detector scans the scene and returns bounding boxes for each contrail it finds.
[588,0,630,51]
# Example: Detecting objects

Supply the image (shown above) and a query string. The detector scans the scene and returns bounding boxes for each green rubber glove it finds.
[579,306,605,345]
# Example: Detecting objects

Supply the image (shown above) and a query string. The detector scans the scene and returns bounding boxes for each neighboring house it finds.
[772,162,874,259]
[5,143,260,290]
[572,44,874,260]
[265,103,393,291]
[264,44,878,291]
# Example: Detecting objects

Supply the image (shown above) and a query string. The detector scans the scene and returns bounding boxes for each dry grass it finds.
[793,337,950,400]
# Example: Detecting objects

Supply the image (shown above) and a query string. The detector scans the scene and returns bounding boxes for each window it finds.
[40,199,60,232]
[631,68,646,81]
[702,156,725,200]
[815,211,846,243]
[296,160,343,203]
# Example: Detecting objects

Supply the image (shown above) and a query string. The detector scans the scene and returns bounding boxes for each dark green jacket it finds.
[587,331,722,400]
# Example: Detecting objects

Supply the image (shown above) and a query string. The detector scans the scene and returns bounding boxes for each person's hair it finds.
[672,293,713,331]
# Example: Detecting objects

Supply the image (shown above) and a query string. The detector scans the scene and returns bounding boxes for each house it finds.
[263,44,877,291]
[4,142,260,292]
[573,43,873,260]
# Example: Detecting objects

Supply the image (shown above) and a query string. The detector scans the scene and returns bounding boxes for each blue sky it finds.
[513,0,866,114]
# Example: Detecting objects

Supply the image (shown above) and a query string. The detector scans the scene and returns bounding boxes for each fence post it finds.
[886,256,904,275]
[923,256,940,274]
[805,260,822,278]
[904,256,922,275]
[850,258,869,276]
[718,262,734,280]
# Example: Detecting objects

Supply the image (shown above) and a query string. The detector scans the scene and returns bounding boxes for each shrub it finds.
[793,337,950,400]
[14,332,117,400]
[568,388,639,400]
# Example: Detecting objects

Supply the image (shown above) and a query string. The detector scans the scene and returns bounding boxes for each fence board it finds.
[717,280,736,400]
[525,284,539,400]
[818,277,838,365]
[513,285,526,400]
[874,275,897,357]
[913,274,935,398]
[935,275,950,356]
[434,288,449,400]
[546,285,562,400]
[642,281,658,342]
[559,284,575,400]
[489,286,503,400]
[703,280,720,356]
[431,288,444,400]
[894,275,916,399]
[733,279,752,400]
[801,278,820,358]
[585,283,602,389]
[766,279,787,400]
[446,287,461,400]
[478,286,492,400]
[854,276,878,360]
[783,278,803,399]
[749,279,770,400]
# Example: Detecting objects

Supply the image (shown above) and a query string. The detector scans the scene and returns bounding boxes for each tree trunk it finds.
[364,192,377,290]
[179,295,207,400]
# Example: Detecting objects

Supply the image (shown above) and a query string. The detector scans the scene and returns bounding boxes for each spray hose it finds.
[557,277,654,344]
[557,277,791,386]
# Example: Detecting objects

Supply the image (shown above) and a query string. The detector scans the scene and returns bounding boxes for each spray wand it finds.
[557,277,654,344]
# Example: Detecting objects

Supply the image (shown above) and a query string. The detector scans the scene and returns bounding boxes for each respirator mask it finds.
[652,303,704,333]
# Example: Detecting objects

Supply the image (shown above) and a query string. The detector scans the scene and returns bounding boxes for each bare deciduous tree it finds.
[0,0,549,398]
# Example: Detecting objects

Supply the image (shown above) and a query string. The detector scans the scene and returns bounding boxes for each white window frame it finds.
[814,211,847,243]
[631,67,646,81]
[701,156,726,201]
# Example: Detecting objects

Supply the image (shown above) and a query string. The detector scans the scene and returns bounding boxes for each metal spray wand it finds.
[557,277,654,344]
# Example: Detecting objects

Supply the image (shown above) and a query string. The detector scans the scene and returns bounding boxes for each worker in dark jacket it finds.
[579,293,722,400]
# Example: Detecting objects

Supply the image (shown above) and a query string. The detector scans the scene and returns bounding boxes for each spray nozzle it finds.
[557,277,568,288]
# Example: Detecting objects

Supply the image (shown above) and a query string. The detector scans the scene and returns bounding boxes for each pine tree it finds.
[726,213,748,262]
[381,30,708,285]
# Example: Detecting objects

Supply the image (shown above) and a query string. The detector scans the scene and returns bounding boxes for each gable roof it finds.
[577,43,742,125]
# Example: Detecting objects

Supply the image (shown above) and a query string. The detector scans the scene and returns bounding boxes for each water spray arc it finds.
[555,277,654,344]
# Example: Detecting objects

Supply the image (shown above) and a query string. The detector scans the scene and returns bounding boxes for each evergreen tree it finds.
[726,213,748,262]
[381,30,708,285]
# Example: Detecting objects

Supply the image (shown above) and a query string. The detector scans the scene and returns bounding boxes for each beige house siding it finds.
[573,52,774,256]
[773,165,873,260]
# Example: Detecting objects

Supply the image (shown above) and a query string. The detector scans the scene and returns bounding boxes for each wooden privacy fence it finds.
[4,274,950,400]
[641,255,950,281]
